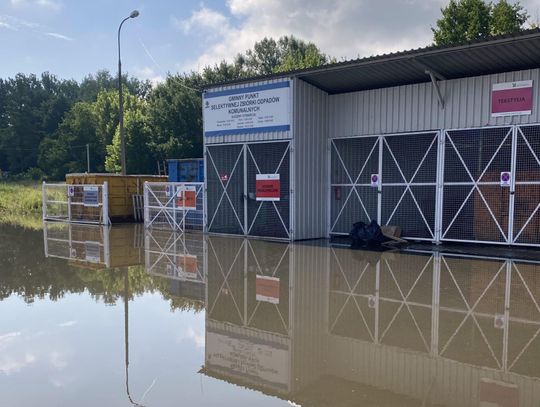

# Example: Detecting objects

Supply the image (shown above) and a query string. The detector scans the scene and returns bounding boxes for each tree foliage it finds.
[433,0,529,45]
[0,35,330,179]
[237,35,333,75]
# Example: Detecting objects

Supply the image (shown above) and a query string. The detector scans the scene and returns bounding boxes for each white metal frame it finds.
[329,131,439,241]
[206,145,246,234]
[329,123,540,246]
[439,126,513,245]
[328,248,540,376]
[511,125,540,247]
[144,182,204,232]
[205,140,293,241]
[42,181,110,225]
[43,221,111,268]
[144,229,205,283]
[328,249,437,354]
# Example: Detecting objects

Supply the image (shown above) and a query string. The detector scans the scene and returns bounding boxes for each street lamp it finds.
[117,10,140,175]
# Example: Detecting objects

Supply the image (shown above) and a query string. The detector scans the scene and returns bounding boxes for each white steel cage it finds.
[42,182,110,225]
[144,182,204,232]
[205,140,292,240]
[329,123,540,247]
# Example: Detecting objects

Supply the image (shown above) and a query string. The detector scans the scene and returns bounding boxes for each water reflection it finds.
[43,221,144,269]
[201,236,540,407]
[2,224,540,406]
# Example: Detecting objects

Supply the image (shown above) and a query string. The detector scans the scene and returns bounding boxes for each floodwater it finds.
[1,223,540,406]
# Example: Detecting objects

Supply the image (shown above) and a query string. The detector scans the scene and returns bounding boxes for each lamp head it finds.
[130,10,139,18]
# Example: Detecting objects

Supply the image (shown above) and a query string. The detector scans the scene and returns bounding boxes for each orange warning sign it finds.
[256,275,280,304]
[176,255,198,275]
[176,186,197,209]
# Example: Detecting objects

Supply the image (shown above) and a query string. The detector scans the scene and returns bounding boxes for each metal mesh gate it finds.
[381,132,439,240]
[513,125,540,246]
[441,127,513,244]
[206,141,291,239]
[144,182,204,231]
[206,144,245,235]
[330,132,438,240]
[330,137,379,234]
[246,142,290,239]
[42,182,110,225]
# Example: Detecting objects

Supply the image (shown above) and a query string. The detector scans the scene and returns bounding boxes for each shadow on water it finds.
[1,222,540,406]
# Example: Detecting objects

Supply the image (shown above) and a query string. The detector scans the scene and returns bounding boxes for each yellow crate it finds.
[66,173,167,221]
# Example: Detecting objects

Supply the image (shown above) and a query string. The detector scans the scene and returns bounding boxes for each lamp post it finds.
[118,10,139,175]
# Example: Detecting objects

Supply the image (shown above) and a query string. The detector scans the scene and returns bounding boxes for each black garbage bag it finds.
[349,220,388,249]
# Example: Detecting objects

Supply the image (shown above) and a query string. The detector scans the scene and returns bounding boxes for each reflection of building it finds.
[144,229,206,302]
[43,221,144,269]
[203,237,540,406]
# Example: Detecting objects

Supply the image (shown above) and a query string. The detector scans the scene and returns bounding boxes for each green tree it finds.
[145,74,203,162]
[0,74,48,173]
[79,70,151,102]
[239,35,332,75]
[38,101,99,179]
[433,0,529,45]
[105,105,154,174]
[104,91,151,173]
[491,0,528,35]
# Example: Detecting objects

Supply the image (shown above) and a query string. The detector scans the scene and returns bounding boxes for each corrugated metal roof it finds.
[203,29,540,94]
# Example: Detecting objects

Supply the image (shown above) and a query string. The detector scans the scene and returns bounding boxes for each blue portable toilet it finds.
[167,158,204,182]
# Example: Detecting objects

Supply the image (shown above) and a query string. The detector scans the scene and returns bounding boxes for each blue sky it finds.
[1,0,539,83]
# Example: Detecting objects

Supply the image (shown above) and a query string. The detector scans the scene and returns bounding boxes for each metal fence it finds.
[206,141,291,240]
[329,247,540,377]
[42,182,110,225]
[43,221,110,267]
[330,131,439,241]
[143,182,204,232]
[144,228,205,284]
[330,123,540,246]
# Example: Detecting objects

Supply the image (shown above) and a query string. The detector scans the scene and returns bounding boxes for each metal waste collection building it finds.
[202,29,540,245]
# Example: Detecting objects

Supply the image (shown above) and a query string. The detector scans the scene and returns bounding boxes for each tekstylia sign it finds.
[492,80,533,117]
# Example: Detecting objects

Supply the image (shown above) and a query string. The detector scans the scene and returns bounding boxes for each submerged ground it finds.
[1,222,540,406]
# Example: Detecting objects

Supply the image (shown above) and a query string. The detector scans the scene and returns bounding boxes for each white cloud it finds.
[0,14,72,41]
[177,326,204,348]
[0,331,21,348]
[134,66,164,86]
[176,6,230,37]
[0,353,36,376]
[9,0,62,11]
[46,32,73,41]
[49,351,68,369]
[36,0,62,11]
[0,14,40,30]
[178,0,540,72]
[57,320,77,327]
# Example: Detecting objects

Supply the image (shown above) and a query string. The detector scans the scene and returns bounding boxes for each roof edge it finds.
[201,28,540,91]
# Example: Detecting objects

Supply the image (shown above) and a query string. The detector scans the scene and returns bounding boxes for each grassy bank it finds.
[0,183,43,229]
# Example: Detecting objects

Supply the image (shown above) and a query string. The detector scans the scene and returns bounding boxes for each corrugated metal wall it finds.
[204,78,293,145]
[290,243,329,392]
[326,336,540,407]
[293,80,329,240]
[329,68,540,138]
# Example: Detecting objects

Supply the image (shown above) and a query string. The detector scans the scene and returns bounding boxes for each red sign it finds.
[492,80,533,117]
[176,186,197,209]
[256,174,280,201]
[256,275,280,304]
[479,378,519,407]
[176,255,198,275]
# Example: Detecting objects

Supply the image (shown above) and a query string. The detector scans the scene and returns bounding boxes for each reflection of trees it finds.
[0,225,203,312]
